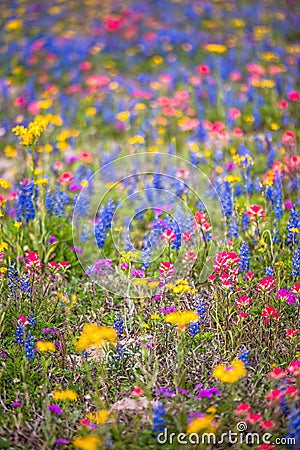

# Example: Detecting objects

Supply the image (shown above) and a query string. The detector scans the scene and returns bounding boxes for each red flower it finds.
[284,385,298,397]
[257,445,276,450]
[182,231,193,242]
[268,367,286,380]
[260,420,276,430]
[159,261,174,275]
[287,90,300,102]
[291,283,300,294]
[161,229,176,244]
[196,64,210,75]
[262,305,281,324]
[25,252,42,273]
[256,276,276,293]
[266,389,284,404]
[286,360,300,377]
[246,413,262,424]
[282,130,296,146]
[286,329,300,338]
[235,295,252,308]
[58,172,74,185]
[235,403,251,415]
[246,204,266,221]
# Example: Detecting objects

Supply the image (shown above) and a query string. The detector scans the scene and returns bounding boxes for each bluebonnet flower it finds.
[8,263,19,299]
[142,235,152,270]
[15,180,35,223]
[239,241,250,273]
[292,246,300,277]
[20,275,30,301]
[286,406,300,444]
[25,330,35,360]
[46,188,70,217]
[239,349,250,367]
[265,266,274,277]
[95,199,115,249]
[286,209,300,248]
[189,299,206,337]
[15,323,25,345]
[113,313,124,339]
[152,402,167,435]
[241,211,250,231]
[27,312,36,327]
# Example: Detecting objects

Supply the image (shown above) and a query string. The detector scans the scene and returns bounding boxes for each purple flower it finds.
[196,387,221,399]
[156,387,175,397]
[42,328,58,334]
[177,388,189,395]
[130,269,145,278]
[12,401,23,408]
[160,306,177,314]
[48,404,63,415]
[47,236,57,244]
[55,439,70,445]
[70,246,83,254]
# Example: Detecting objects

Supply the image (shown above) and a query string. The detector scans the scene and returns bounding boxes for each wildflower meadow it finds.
[1,0,300,449]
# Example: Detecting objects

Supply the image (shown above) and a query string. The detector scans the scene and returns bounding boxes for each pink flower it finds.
[246,413,262,424]
[131,387,143,396]
[282,130,296,146]
[287,90,300,102]
[58,172,74,185]
[260,420,276,430]
[257,445,276,450]
[182,251,197,263]
[161,229,176,244]
[182,231,193,242]
[235,403,251,415]
[284,385,298,397]
[286,360,300,377]
[235,295,252,308]
[256,276,277,293]
[25,252,42,273]
[291,283,300,294]
[246,204,266,221]
[262,305,281,324]
[268,367,286,380]
[196,64,210,75]
[159,261,174,275]
[286,329,300,338]
[266,389,284,404]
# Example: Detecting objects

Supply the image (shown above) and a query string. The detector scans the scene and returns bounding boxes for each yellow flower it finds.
[205,43,227,53]
[150,55,163,65]
[36,341,56,352]
[73,435,102,450]
[0,242,8,252]
[213,360,246,383]
[164,311,199,328]
[116,111,130,122]
[5,19,22,31]
[151,314,160,320]
[0,267,7,274]
[187,414,217,434]
[224,175,241,184]
[86,409,109,425]
[4,145,17,158]
[0,179,12,189]
[14,222,22,229]
[34,178,49,186]
[53,389,78,401]
[290,228,299,233]
[129,135,145,145]
[86,107,97,116]
[12,117,49,146]
[75,324,117,351]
